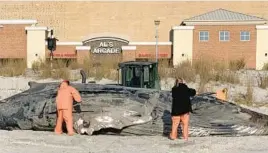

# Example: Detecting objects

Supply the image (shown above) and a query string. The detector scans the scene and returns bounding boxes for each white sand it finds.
[0,130,268,153]
[0,76,268,152]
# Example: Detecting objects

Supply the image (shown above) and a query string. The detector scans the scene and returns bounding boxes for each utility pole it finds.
[154,20,160,63]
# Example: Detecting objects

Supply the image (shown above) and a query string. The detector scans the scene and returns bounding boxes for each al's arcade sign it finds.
[93,41,120,54]
[83,37,129,54]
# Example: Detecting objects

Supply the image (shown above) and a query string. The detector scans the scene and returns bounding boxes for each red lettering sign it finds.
[49,53,76,58]
[138,53,168,58]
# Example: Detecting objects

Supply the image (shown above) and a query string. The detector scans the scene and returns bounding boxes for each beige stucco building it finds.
[1,1,268,69]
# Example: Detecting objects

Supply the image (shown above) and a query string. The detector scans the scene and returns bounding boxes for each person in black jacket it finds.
[169,78,196,141]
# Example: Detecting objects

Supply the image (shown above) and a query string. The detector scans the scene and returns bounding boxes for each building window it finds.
[219,31,230,41]
[240,31,250,41]
[199,31,209,41]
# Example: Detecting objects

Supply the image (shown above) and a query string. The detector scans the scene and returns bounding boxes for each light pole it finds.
[154,20,160,63]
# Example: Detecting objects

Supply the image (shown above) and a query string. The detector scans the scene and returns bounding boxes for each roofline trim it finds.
[25,26,47,31]
[183,21,267,26]
[82,33,130,42]
[129,42,172,45]
[83,36,129,44]
[0,20,37,25]
[45,42,83,46]
[76,46,91,51]
[183,20,266,22]
[183,8,267,23]
[122,46,137,50]
[256,25,268,30]
[58,42,83,45]
[172,26,194,30]
[45,41,172,46]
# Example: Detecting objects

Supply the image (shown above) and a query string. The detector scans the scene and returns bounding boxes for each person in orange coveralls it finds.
[54,80,82,136]
[170,78,196,141]
[216,88,228,101]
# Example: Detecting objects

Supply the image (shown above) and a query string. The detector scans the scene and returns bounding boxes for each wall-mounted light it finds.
[47,28,53,32]
[182,53,185,57]
[46,28,54,38]
[154,20,160,26]
[265,53,267,57]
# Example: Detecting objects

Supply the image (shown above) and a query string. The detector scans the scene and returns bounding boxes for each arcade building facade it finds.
[1,8,268,70]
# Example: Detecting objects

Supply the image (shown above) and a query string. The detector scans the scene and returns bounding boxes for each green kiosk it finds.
[118,61,161,90]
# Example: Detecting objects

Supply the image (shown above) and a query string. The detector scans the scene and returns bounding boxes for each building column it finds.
[76,46,91,64]
[122,46,137,61]
[256,25,268,70]
[172,26,194,66]
[25,26,48,68]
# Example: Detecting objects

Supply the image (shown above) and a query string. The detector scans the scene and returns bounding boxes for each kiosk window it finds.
[144,66,149,82]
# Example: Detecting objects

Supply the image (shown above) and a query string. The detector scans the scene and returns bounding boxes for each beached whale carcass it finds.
[0,81,268,137]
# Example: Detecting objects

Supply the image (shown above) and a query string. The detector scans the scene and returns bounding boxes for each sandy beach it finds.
[1,130,268,153]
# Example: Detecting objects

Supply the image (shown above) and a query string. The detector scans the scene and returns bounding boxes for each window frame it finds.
[219,31,230,42]
[240,31,250,41]
[199,31,209,42]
